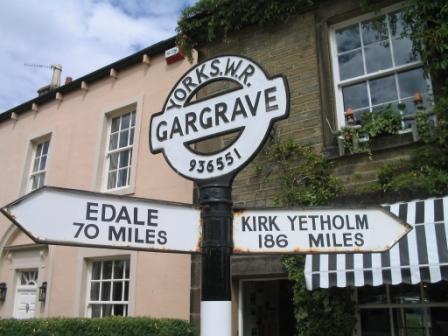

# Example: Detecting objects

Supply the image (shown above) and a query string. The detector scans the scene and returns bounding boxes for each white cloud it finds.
[0,0,196,111]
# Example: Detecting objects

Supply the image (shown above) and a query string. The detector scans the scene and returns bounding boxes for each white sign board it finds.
[1,187,201,253]
[150,55,289,181]
[233,208,411,253]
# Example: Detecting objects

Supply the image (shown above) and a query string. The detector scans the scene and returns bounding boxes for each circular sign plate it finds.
[150,55,289,181]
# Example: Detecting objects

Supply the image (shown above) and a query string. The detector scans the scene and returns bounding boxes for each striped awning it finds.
[305,196,448,290]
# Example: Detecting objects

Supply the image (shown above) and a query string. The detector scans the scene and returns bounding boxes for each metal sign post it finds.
[150,55,290,336]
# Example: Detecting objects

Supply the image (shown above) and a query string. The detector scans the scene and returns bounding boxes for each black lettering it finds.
[231,97,248,121]
[268,216,279,231]
[332,233,343,247]
[181,76,197,93]
[265,87,279,112]
[134,228,144,243]
[343,233,353,246]
[157,230,167,245]
[133,207,145,225]
[309,215,318,230]
[309,233,324,247]
[147,209,158,226]
[241,217,253,231]
[245,91,261,116]
[84,224,99,239]
[215,102,229,126]
[116,207,132,224]
[258,216,269,231]
[298,216,307,231]
[320,215,331,230]
[195,64,210,83]
[356,214,369,230]
[174,88,187,101]
[146,229,156,244]
[86,202,98,221]
[346,214,355,230]
[109,226,125,241]
[209,59,221,76]
[169,117,184,139]
[166,98,181,110]
[185,112,198,135]
[101,204,115,222]
[199,107,213,129]
[332,215,344,230]
[156,121,168,142]
[224,58,242,77]
[354,233,364,247]
[238,64,255,84]
[128,227,132,242]
[287,215,297,230]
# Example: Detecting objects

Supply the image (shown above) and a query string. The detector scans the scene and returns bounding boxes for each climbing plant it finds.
[256,138,355,336]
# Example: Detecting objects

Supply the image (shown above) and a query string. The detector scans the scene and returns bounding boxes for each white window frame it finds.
[85,258,130,318]
[329,3,432,129]
[28,136,51,192]
[103,108,136,192]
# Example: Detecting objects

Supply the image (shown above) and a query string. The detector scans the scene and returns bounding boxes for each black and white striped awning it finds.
[305,196,448,290]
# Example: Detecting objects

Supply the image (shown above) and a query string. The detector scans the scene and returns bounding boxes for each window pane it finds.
[336,24,361,53]
[107,171,117,190]
[342,82,369,111]
[131,112,136,126]
[112,282,123,301]
[124,281,129,300]
[31,175,39,190]
[119,151,129,168]
[393,37,419,66]
[109,153,118,171]
[362,16,388,45]
[117,169,128,188]
[39,155,47,171]
[429,307,448,336]
[119,130,129,148]
[370,75,398,105]
[33,158,40,172]
[129,128,135,145]
[103,261,112,279]
[101,282,111,301]
[390,284,421,304]
[365,41,392,73]
[111,117,120,133]
[397,68,429,99]
[102,304,112,317]
[338,50,364,80]
[125,260,130,279]
[90,282,100,301]
[42,141,49,155]
[109,133,118,150]
[389,11,406,37]
[423,282,448,303]
[360,309,390,336]
[121,113,130,129]
[36,143,43,156]
[393,308,425,336]
[114,304,126,316]
[114,260,124,279]
[91,305,101,318]
[358,285,387,304]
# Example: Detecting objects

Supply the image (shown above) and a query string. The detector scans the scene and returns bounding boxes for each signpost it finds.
[0,187,201,254]
[233,208,411,253]
[0,55,412,336]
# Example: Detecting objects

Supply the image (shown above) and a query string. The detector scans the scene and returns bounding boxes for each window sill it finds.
[324,131,416,159]
[102,185,135,196]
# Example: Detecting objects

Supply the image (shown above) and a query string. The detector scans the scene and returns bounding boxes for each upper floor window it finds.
[87,259,130,317]
[330,7,432,129]
[105,111,136,190]
[29,139,50,191]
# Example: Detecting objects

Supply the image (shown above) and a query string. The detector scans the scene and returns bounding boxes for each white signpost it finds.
[233,208,411,253]
[0,187,201,253]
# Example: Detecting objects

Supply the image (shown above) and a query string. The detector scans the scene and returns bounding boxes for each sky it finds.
[0,0,196,112]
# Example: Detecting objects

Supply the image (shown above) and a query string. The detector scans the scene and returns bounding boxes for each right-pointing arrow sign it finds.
[233,207,411,254]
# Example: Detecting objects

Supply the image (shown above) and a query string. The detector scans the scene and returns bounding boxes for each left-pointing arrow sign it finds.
[1,186,201,254]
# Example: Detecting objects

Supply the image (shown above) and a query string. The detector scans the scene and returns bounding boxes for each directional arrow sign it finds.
[233,208,411,253]
[1,187,201,253]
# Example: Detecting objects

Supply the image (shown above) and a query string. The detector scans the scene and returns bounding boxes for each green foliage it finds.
[283,256,356,336]
[0,317,197,336]
[360,105,402,138]
[176,0,315,60]
[259,138,342,207]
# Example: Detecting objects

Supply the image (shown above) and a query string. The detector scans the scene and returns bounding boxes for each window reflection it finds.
[393,308,425,336]
[391,284,421,304]
[361,309,390,336]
